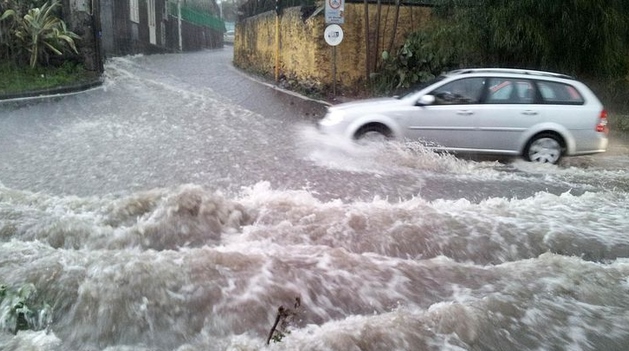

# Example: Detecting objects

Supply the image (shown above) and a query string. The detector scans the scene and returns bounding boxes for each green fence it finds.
[169,2,225,32]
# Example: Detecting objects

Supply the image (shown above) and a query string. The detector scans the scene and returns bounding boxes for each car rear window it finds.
[536,81,584,105]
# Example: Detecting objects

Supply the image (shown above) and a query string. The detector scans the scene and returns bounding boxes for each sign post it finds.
[324,24,343,97]
[324,0,344,98]
[325,0,345,25]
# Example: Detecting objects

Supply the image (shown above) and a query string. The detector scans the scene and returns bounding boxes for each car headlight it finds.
[319,111,345,126]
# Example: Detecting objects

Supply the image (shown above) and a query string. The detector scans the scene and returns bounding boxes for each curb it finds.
[227,64,333,107]
[0,78,104,106]
[0,66,342,108]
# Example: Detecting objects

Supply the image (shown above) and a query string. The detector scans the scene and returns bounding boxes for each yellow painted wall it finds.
[234,4,432,92]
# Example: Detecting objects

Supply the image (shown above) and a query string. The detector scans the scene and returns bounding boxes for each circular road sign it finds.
[324,24,344,46]
[328,0,342,10]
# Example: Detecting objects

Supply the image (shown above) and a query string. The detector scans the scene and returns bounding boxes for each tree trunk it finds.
[374,0,381,72]
[363,0,370,80]
[386,0,401,55]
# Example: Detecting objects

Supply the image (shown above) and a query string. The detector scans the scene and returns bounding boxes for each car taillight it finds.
[596,109,609,134]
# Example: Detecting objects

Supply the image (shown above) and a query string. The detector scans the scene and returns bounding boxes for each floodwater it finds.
[1,50,629,350]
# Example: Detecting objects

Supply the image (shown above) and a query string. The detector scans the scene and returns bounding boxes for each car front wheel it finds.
[524,133,564,164]
[354,124,392,142]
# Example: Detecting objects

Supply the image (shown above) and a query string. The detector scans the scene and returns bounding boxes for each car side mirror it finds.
[417,95,435,106]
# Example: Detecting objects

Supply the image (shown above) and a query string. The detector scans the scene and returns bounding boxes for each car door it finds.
[475,77,542,153]
[404,77,485,150]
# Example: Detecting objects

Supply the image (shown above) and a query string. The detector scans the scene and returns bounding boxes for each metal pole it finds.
[332,46,336,98]
[275,14,280,82]
[178,0,183,52]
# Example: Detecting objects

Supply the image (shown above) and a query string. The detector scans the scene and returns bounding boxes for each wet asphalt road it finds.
[1,48,628,202]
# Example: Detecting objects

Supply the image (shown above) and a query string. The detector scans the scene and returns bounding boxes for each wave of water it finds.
[3,53,629,350]
[2,182,629,350]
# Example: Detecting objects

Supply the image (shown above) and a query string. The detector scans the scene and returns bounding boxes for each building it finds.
[98,0,226,57]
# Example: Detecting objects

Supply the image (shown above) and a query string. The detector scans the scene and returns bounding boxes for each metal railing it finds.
[168,2,225,32]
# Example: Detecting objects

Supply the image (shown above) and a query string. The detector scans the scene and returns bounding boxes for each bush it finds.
[1,0,79,68]
[369,26,461,96]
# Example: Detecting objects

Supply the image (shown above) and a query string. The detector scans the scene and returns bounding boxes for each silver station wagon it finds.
[318,68,609,164]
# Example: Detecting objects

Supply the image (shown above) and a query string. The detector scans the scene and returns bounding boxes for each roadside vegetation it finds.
[370,0,629,132]
[0,60,98,96]
[266,297,302,344]
[0,283,52,334]
[0,0,94,96]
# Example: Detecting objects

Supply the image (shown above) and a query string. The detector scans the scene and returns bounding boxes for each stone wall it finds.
[234,3,432,93]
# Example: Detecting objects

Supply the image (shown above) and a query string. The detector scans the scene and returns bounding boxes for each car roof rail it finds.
[448,68,575,80]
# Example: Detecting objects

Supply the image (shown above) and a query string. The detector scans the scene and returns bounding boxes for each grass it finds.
[0,60,100,96]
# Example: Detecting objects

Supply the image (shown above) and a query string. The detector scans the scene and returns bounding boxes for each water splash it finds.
[298,127,486,175]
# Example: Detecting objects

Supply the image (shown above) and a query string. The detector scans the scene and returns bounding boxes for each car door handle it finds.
[522,110,538,116]
[457,110,474,116]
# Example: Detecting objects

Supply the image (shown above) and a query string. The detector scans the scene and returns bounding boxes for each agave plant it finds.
[14,0,80,68]
[0,8,15,22]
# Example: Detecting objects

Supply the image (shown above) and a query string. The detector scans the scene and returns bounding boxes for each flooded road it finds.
[1,49,629,350]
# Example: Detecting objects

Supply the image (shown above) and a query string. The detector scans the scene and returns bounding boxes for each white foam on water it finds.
[2,237,629,350]
[1,180,629,350]
[0,330,62,351]
[3,182,628,262]
[232,183,629,263]
[240,253,629,351]
[0,184,250,250]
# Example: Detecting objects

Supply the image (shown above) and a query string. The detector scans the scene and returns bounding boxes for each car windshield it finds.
[397,75,446,98]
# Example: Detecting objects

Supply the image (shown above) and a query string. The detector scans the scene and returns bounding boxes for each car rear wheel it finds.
[524,133,564,164]
[354,124,392,143]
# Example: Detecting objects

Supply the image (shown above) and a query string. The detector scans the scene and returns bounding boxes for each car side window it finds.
[536,81,584,105]
[430,78,485,105]
[486,78,534,104]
